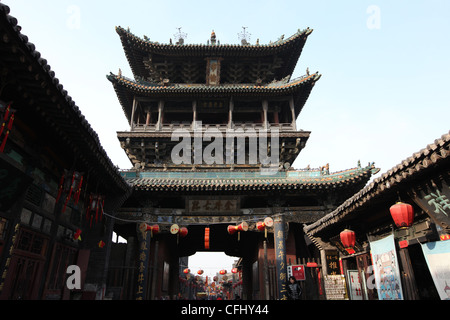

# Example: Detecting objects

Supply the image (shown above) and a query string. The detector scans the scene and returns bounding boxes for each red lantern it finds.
[219,269,227,275]
[389,202,414,228]
[204,227,210,249]
[183,268,190,274]
[86,193,104,227]
[197,269,204,275]
[139,223,159,235]
[56,170,84,212]
[231,268,238,274]
[340,229,356,254]
[179,227,188,238]
[340,229,355,248]
[151,224,160,235]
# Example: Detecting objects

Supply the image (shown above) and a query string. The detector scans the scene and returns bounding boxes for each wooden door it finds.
[1,228,47,299]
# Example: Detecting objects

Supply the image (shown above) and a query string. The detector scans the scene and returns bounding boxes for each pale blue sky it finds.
[6,0,450,176]
[4,1,450,271]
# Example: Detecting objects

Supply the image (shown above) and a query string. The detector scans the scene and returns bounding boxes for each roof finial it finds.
[238,26,251,45]
[210,30,216,45]
[174,27,187,45]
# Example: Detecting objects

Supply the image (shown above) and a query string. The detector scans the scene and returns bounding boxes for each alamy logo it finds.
[66,265,81,290]
[170,121,280,174]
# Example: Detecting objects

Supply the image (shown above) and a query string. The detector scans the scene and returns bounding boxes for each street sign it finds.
[287,265,305,281]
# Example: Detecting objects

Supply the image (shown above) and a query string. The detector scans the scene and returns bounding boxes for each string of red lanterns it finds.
[339,201,416,254]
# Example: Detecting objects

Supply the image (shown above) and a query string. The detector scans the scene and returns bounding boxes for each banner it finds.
[421,241,450,300]
[369,233,404,300]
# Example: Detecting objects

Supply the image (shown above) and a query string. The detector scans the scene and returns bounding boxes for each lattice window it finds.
[15,228,47,256]
[24,184,44,207]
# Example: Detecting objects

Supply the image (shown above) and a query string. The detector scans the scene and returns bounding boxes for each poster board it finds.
[324,275,347,300]
[421,240,450,300]
[369,233,403,300]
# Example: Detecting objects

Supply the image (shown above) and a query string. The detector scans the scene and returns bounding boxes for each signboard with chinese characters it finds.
[324,275,347,300]
[274,215,288,300]
[325,250,341,275]
[287,265,305,281]
[135,223,151,300]
[186,197,240,215]
[412,181,450,231]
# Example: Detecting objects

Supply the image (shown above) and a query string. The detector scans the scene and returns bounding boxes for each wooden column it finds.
[135,223,152,300]
[274,110,279,124]
[228,96,234,128]
[274,214,288,300]
[130,97,137,130]
[156,100,164,130]
[145,108,151,126]
[192,100,197,129]
[398,247,420,300]
[289,96,297,130]
[263,239,270,300]
[262,100,268,130]
[150,240,159,300]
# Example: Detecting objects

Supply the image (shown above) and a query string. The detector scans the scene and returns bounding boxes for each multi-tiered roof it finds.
[108,27,322,171]
[114,26,314,85]
[109,26,378,231]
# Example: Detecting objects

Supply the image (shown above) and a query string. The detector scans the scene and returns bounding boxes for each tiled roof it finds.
[115,26,313,82]
[107,72,320,123]
[116,26,313,53]
[121,164,378,192]
[0,3,130,194]
[304,131,450,235]
[108,72,320,94]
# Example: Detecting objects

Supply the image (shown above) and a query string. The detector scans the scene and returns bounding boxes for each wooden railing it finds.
[132,122,296,132]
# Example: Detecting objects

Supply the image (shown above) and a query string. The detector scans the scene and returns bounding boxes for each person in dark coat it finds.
[287,276,302,300]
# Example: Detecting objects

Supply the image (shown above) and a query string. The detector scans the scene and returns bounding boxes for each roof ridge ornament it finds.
[174,27,187,45]
[210,30,216,45]
[238,26,251,45]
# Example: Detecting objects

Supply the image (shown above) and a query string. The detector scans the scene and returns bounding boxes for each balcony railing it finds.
[131,122,297,132]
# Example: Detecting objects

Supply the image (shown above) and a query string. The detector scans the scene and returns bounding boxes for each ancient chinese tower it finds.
[107,27,378,300]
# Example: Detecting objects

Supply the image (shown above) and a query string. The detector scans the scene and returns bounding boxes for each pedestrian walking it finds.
[287,276,302,300]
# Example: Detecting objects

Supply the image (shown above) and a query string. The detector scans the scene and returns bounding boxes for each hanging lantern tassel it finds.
[0,103,11,137]
[55,173,65,204]
[86,194,104,227]
[96,195,105,223]
[95,195,100,223]
[73,176,83,205]
[0,112,14,153]
[63,172,76,213]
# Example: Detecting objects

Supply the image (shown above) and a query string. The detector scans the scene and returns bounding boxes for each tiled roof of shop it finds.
[304,131,450,235]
